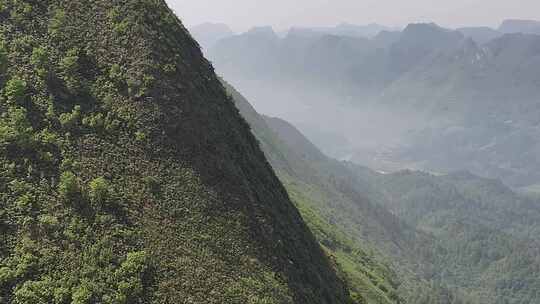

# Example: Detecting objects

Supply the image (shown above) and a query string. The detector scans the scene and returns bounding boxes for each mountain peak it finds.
[403,22,461,36]
[400,23,464,44]
[0,0,350,303]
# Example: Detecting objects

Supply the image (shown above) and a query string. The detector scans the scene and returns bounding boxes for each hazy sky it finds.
[167,0,540,32]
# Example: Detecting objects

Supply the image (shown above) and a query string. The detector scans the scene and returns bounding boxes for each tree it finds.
[89,177,110,206]
[0,106,34,149]
[59,105,81,129]
[114,251,148,304]
[58,171,79,200]
[4,77,26,104]
[30,46,49,78]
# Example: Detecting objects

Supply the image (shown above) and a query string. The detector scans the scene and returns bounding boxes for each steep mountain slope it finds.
[226,82,488,304]
[226,82,406,304]
[0,1,353,303]
[386,23,464,77]
[256,116,471,304]
[231,81,540,304]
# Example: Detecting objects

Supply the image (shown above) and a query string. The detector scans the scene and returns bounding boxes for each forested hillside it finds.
[274,115,540,303]
[0,1,354,303]
[227,82,540,303]
[350,167,540,303]
[227,81,484,304]
[227,81,404,304]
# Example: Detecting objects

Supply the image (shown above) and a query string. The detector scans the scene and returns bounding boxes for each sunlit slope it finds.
[0,1,352,303]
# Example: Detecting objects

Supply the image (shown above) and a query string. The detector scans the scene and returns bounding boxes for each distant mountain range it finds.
[499,19,540,34]
[191,19,540,50]
[203,19,540,188]
[190,22,398,49]
[457,26,502,44]
[457,19,540,43]
[288,23,400,39]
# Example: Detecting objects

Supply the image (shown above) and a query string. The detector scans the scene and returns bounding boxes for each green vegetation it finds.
[227,79,540,304]
[226,81,404,304]
[4,77,26,104]
[359,169,540,304]
[285,178,401,304]
[0,106,34,149]
[88,177,110,206]
[58,171,80,200]
[0,1,353,303]
[59,105,81,129]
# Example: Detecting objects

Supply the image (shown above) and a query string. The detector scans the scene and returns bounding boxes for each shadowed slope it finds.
[0,0,351,303]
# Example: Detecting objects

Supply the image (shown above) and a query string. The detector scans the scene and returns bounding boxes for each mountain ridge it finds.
[0,1,352,303]
[499,19,540,34]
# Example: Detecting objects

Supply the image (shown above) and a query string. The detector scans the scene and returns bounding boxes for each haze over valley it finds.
[194,19,540,188]
[188,14,540,304]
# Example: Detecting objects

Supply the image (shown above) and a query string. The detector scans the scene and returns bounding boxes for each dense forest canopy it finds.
[2,0,540,303]
[0,0,354,303]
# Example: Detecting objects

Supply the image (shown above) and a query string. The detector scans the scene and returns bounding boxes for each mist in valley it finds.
[201,19,540,302]
[169,2,540,303]
[220,73,435,166]
[195,18,540,187]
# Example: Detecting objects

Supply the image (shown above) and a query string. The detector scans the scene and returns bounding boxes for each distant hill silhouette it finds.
[499,19,540,34]
[457,26,502,44]
[206,21,540,187]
